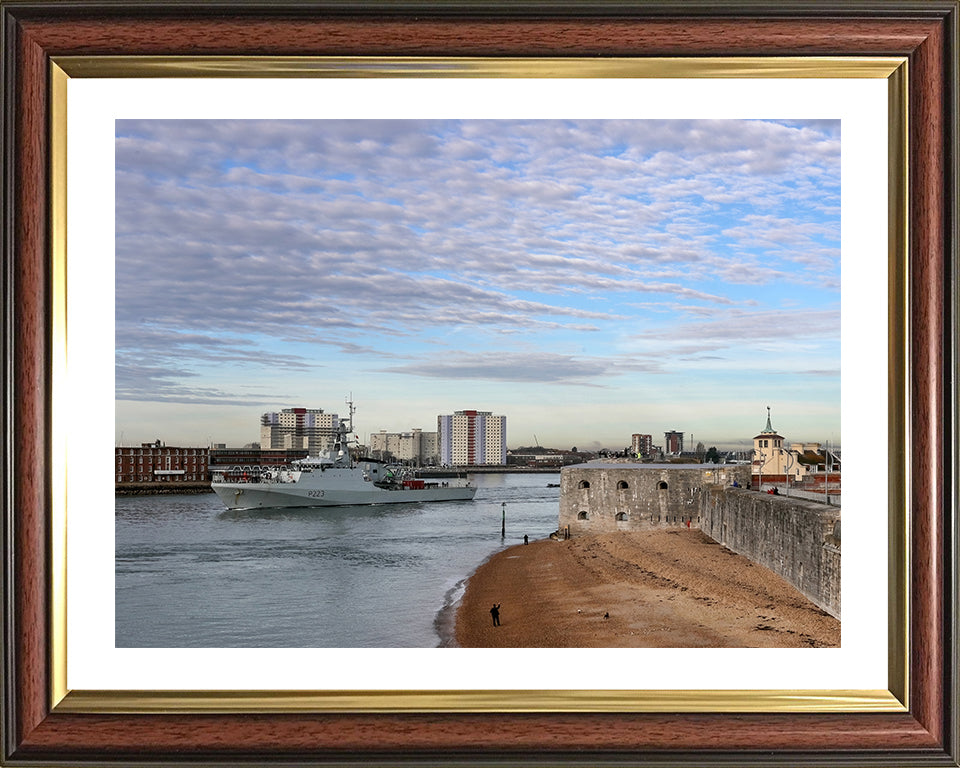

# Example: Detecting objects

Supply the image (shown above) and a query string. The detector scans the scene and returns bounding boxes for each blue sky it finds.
[115,118,840,451]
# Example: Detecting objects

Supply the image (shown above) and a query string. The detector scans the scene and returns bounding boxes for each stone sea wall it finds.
[700,487,840,618]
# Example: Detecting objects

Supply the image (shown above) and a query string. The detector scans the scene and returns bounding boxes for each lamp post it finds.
[824,441,831,505]
[782,449,794,496]
[755,449,765,491]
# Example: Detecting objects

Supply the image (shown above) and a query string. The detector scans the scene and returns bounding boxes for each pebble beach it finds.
[454,529,840,648]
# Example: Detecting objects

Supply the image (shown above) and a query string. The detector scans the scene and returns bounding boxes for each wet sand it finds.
[454,530,839,648]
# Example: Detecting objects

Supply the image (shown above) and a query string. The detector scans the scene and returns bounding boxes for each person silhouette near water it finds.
[490,603,501,627]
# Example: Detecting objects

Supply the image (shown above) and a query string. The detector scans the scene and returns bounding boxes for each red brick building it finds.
[116,441,209,484]
[664,430,684,455]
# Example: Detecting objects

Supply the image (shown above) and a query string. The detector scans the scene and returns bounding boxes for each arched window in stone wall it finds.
[577,510,588,520]
[657,481,668,490]
[617,480,629,490]
[615,512,628,521]
[578,480,590,489]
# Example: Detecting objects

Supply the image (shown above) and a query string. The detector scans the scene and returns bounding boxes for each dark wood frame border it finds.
[2,2,957,765]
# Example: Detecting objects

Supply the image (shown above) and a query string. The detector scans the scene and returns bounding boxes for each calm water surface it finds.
[115,473,559,647]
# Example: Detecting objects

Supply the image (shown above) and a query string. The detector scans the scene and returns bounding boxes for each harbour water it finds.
[115,472,560,648]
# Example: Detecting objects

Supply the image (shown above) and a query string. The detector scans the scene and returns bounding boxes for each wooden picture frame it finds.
[2,2,957,764]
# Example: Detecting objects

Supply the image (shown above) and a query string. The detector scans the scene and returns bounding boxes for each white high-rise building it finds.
[369,429,439,465]
[260,407,339,455]
[437,409,507,466]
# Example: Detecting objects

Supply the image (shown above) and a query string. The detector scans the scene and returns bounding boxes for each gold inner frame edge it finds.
[53,55,905,79]
[49,55,909,715]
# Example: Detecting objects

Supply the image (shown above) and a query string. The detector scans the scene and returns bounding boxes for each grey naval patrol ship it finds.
[211,403,476,510]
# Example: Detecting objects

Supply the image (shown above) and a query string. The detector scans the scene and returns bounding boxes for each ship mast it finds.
[344,394,355,436]
[334,394,356,466]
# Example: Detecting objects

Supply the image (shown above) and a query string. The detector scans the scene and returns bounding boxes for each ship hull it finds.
[212,481,476,510]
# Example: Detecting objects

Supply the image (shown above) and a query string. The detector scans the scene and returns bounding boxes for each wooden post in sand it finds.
[501,502,506,538]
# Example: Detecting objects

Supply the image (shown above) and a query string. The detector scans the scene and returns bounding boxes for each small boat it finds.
[211,401,476,510]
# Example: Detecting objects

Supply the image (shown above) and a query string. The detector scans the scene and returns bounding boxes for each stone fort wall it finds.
[557,462,840,619]
[558,463,751,534]
[700,487,840,618]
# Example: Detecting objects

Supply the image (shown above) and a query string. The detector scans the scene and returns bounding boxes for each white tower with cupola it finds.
[753,407,789,483]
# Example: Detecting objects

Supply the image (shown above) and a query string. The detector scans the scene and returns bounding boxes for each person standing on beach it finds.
[490,603,501,627]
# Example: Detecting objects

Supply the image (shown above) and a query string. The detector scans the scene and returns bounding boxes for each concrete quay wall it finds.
[115,482,212,496]
[700,487,840,618]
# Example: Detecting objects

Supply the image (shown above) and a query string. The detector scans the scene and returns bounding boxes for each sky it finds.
[115,118,840,451]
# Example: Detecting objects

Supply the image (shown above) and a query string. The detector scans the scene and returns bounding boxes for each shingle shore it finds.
[454,529,840,648]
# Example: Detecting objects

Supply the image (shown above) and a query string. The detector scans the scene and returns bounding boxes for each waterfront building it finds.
[369,428,439,465]
[260,407,339,455]
[438,409,507,466]
[664,430,684,455]
[507,449,586,468]
[631,433,653,458]
[209,447,308,469]
[116,441,209,484]
[752,408,841,494]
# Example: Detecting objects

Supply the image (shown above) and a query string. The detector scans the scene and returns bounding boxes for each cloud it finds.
[779,369,841,376]
[626,308,840,363]
[115,118,840,404]
[378,351,662,386]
